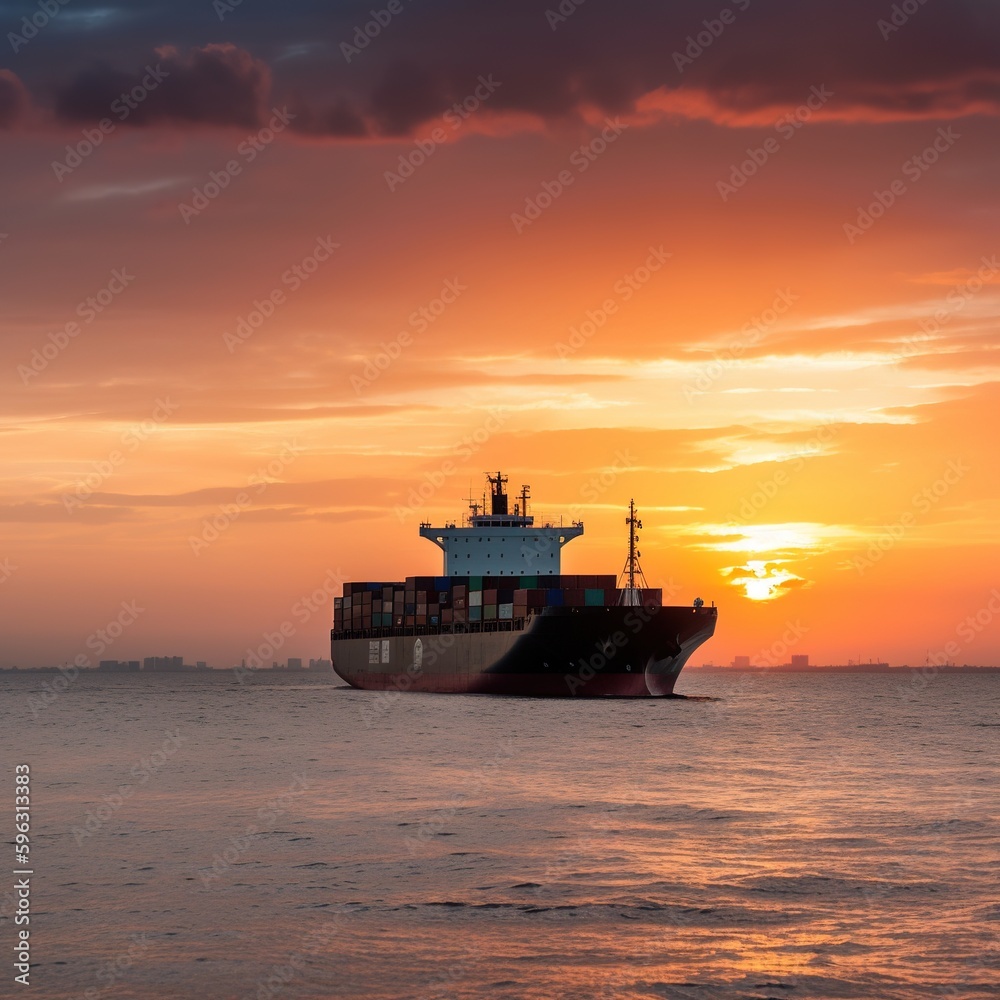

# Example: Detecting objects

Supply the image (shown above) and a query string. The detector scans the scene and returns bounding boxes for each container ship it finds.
[331,472,717,697]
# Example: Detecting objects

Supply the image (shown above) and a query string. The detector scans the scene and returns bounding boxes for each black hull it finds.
[331,604,717,697]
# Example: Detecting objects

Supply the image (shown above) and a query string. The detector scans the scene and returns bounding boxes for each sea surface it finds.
[2,668,998,999]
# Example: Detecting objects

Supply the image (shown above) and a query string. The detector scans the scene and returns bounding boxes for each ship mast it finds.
[618,498,649,605]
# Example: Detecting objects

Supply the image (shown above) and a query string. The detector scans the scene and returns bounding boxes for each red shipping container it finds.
[564,589,586,606]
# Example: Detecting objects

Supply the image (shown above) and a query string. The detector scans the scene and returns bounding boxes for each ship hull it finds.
[331,604,717,697]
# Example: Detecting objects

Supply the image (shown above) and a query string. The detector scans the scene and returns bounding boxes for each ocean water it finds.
[2,668,998,1000]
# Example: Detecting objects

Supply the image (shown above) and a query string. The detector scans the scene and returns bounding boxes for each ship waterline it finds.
[331,604,718,697]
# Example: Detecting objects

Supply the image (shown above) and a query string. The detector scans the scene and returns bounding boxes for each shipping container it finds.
[469,591,482,607]
[454,597,466,610]
[483,605,497,620]
[453,609,467,623]
[499,603,513,620]
[519,575,538,589]
[442,609,453,624]
[469,576,483,590]
[498,588,514,604]
[564,589,586,607]
[468,606,482,622]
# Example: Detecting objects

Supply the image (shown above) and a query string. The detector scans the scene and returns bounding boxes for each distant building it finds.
[309,658,332,670]
[143,656,192,671]
[287,657,303,670]
[98,660,139,672]
[790,654,809,668]
[732,655,751,668]
[196,661,207,670]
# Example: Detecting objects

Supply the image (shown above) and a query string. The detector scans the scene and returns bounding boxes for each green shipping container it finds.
[483,605,497,620]
[519,575,537,589]
[585,589,605,606]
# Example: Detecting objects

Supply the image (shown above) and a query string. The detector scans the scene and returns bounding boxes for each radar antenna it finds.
[617,498,650,606]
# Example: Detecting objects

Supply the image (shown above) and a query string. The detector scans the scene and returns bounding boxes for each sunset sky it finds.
[1,0,998,669]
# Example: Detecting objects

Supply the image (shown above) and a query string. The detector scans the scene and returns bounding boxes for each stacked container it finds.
[333,574,663,633]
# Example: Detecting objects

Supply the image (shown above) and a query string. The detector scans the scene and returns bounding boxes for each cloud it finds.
[53,43,270,129]
[4,1,996,138]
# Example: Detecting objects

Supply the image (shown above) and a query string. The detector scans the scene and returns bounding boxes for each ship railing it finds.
[331,618,528,641]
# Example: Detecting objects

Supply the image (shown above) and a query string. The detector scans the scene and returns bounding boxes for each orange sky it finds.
[1,2,999,668]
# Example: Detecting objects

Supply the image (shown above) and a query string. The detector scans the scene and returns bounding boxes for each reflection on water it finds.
[3,669,998,999]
